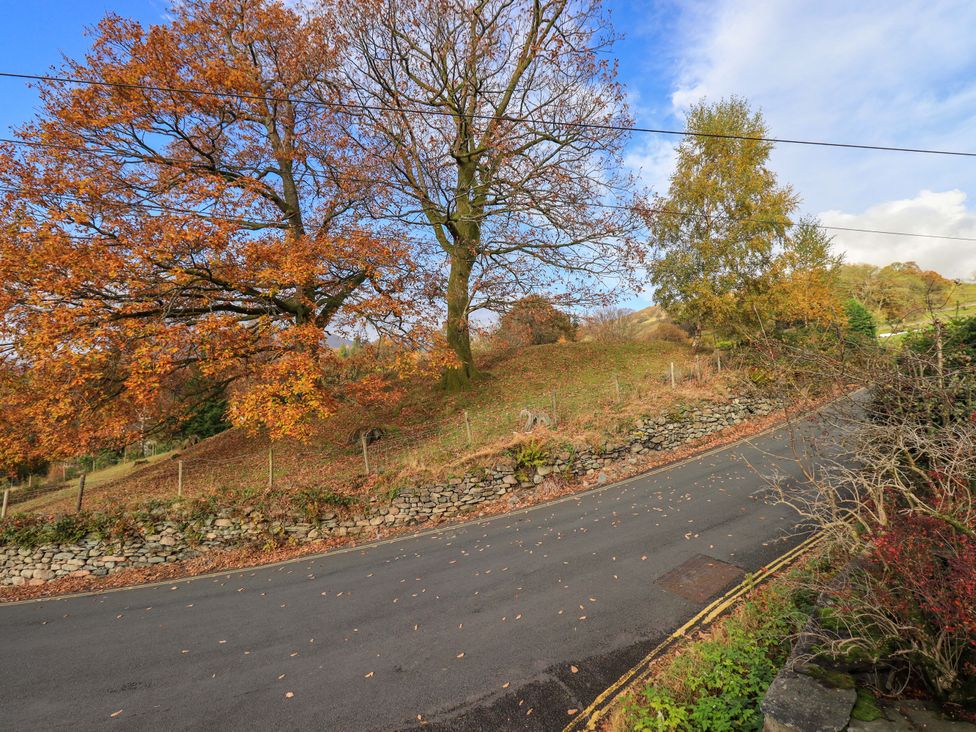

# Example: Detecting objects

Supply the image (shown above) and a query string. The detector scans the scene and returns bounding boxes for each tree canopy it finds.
[844,298,878,341]
[341,0,645,386]
[0,0,432,466]
[837,261,956,326]
[647,97,839,339]
[496,295,576,347]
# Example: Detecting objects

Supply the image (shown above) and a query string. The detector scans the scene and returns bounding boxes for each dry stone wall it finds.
[1,396,777,587]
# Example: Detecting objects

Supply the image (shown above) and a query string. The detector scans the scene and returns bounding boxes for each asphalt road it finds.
[0,418,827,731]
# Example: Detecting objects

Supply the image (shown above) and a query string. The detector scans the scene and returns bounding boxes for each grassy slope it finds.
[11,450,177,513]
[625,305,669,338]
[20,339,726,516]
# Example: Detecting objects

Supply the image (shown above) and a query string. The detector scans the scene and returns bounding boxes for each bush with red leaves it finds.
[871,515,976,641]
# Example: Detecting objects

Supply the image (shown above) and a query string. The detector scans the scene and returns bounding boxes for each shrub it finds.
[829,511,976,706]
[844,298,877,341]
[511,441,548,471]
[583,307,639,342]
[0,508,138,547]
[495,295,576,347]
[292,487,356,522]
[0,514,50,547]
[790,322,976,712]
[651,322,690,344]
[746,367,773,386]
[625,572,808,731]
[871,316,976,427]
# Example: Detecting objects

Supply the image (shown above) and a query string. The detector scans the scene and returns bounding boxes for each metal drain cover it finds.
[655,554,744,603]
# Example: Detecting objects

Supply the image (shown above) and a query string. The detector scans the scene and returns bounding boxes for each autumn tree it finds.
[748,219,841,333]
[837,261,955,327]
[0,0,429,468]
[495,295,576,347]
[339,0,644,387]
[647,97,838,340]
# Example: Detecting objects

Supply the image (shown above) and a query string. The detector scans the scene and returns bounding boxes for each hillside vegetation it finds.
[837,261,976,334]
[16,338,730,516]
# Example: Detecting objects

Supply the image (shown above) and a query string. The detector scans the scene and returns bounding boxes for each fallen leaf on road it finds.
[456,652,465,658]
[570,665,579,673]
[568,709,578,715]
[110,709,123,718]
[284,692,294,699]
[364,671,374,678]
[502,682,510,689]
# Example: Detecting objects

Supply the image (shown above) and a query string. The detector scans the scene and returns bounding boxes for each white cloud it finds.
[820,190,976,280]
[623,137,677,194]
[632,0,976,278]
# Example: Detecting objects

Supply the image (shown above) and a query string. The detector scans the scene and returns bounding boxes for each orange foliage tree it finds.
[0,0,432,469]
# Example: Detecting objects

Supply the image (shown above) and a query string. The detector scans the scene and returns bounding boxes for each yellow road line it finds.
[563,532,826,732]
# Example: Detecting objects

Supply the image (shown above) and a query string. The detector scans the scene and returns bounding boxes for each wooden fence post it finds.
[463,410,472,445]
[75,473,87,513]
[361,433,371,474]
[717,352,722,373]
[1,488,8,520]
[177,460,183,498]
[670,362,676,388]
[267,447,274,490]
[550,390,558,427]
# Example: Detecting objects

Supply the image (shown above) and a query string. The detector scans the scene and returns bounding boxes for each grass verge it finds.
[605,551,833,732]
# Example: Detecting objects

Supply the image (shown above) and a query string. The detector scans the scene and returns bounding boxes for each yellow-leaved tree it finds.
[647,97,840,342]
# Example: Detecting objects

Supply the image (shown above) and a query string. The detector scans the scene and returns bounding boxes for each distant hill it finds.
[576,305,670,342]
[625,305,669,338]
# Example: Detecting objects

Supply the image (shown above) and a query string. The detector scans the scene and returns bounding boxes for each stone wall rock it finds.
[1,395,779,586]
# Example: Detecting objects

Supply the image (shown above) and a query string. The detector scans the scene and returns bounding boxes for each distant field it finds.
[18,338,731,517]
[876,282,976,336]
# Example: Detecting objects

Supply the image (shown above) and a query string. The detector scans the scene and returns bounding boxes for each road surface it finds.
[0,418,827,731]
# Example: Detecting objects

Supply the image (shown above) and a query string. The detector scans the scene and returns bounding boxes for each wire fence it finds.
[2,352,737,519]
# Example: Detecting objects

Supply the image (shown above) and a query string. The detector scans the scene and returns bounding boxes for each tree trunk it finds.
[442,253,476,390]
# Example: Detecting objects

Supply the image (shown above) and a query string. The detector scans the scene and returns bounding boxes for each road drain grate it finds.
[655,554,744,603]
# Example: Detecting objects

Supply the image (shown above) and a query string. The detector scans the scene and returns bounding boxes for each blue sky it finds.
[2,0,975,309]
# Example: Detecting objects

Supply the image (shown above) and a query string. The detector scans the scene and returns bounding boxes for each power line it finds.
[2,131,974,244]
[806,223,976,242]
[4,178,976,245]
[2,70,975,158]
